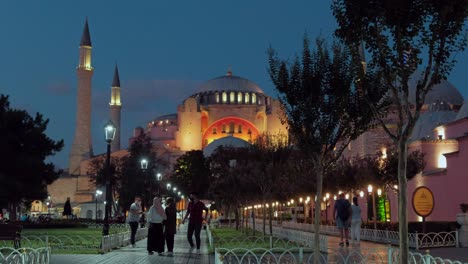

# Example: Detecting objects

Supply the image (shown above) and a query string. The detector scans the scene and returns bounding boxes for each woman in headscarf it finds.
[147,196,166,255]
[164,197,177,256]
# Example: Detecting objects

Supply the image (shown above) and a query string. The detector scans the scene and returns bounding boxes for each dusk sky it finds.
[1,1,467,169]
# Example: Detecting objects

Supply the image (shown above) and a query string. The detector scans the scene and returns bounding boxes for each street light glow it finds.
[359,191,364,198]
[368,184,373,193]
[377,188,382,196]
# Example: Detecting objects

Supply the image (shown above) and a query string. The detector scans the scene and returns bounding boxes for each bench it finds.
[0,224,22,248]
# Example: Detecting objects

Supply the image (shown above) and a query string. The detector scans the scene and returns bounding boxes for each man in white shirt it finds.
[127,196,142,247]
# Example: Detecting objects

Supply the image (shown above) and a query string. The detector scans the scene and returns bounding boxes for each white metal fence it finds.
[281,221,458,249]
[214,246,466,264]
[101,227,148,252]
[0,247,50,264]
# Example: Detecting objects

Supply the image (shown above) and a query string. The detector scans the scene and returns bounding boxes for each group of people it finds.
[333,193,362,246]
[127,192,209,256]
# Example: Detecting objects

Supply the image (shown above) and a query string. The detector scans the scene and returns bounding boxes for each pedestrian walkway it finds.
[50,224,214,264]
[326,231,468,263]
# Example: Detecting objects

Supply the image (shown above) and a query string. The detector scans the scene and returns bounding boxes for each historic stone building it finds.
[42,19,287,218]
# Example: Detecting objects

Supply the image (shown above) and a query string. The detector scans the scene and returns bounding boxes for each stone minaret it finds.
[109,64,122,152]
[69,18,94,175]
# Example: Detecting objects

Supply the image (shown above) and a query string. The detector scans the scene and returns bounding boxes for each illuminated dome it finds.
[203,136,250,157]
[196,74,264,94]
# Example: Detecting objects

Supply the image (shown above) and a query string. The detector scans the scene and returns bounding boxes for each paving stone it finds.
[50,224,213,264]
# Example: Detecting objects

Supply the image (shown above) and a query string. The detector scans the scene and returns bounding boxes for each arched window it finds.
[238,125,242,133]
[222,125,226,133]
[245,93,250,104]
[238,92,243,103]
[215,92,220,103]
[252,93,257,104]
[222,92,227,103]
[230,92,235,103]
[229,122,235,133]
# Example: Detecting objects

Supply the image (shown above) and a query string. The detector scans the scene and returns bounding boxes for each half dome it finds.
[410,110,457,141]
[196,75,264,94]
[203,136,250,157]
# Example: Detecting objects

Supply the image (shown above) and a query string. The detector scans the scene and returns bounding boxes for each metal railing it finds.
[215,246,465,264]
[0,247,50,264]
[101,227,148,252]
[84,223,129,229]
[4,228,148,253]
[252,221,328,252]
[281,221,458,249]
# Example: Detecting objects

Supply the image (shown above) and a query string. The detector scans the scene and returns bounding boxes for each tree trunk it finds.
[313,162,323,264]
[269,205,273,235]
[235,207,239,230]
[252,208,256,236]
[262,203,266,235]
[398,139,409,263]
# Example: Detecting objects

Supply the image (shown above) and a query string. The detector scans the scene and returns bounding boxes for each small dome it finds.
[203,136,250,157]
[410,110,457,141]
[408,74,463,106]
[152,113,177,122]
[196,75,264,94]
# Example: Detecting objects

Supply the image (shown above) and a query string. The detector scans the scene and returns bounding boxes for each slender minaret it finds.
[69,18,94,175]
[109,64,122,152]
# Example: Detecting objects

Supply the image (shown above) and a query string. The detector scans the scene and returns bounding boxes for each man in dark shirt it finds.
[182,192,208,254]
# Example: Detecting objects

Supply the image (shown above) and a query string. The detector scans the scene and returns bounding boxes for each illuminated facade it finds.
[134,70,287,155]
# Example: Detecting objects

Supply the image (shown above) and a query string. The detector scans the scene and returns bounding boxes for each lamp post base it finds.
[103,223,110,236]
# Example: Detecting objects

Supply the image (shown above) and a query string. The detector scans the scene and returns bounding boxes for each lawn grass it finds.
[0,227,130,254]
[210,227,304,253]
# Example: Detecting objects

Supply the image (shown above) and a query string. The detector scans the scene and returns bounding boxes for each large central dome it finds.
[196,74,264,94]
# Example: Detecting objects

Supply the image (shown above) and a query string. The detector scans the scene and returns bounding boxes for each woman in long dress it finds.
[164,197,177,256]
[147,197,166,255]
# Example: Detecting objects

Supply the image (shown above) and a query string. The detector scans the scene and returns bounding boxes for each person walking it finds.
[350,196,362,246]
[147,197,166,255]
[333,193,351,247]
[182,192,208,254]
[164,197,177,256]
[127,196,142,248]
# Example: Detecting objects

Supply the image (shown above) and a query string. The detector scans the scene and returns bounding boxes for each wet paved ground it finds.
[50,224,213,264]
[50,223,468,263]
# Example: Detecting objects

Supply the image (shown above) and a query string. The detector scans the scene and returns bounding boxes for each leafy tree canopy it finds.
[171,150,210,199]
[0,94,63,210]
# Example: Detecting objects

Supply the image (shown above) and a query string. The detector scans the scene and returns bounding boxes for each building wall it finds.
[204,104,267,133]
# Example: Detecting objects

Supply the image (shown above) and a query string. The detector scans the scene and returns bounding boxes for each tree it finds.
[171,150,211,198]
[118,133,166,213]
[268,37,375,259]
[332,1,466,260]
[87,156,123,215]
[0,95,63,219]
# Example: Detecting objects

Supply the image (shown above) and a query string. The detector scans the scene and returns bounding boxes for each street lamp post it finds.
[103,120,116,236]
[156,173,162,196]
[140,159,149,209]
[95,189,102,223]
